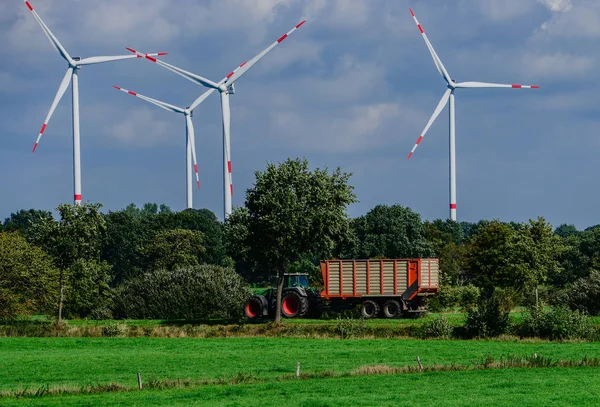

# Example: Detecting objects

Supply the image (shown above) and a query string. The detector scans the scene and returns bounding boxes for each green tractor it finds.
[244,273,322,319]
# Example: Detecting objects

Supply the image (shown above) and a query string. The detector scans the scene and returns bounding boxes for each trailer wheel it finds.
[245,295,266,319]
[282,292,309,318]
[361,300,380,319]
[382,300,403,319]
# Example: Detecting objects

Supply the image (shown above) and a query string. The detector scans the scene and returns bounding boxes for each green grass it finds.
[1,367,599,406]
[1,337,600,393]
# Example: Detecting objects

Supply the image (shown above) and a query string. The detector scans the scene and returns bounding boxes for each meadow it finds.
[1,368,599,406]
[1,336,600,405]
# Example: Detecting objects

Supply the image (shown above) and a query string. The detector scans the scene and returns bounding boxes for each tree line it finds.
[1,158,599,321]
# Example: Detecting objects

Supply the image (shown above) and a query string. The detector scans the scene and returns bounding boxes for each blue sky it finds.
[1,0,598,228]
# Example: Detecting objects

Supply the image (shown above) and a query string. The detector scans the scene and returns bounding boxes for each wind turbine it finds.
[406,9,539,221]
[112,64,245,208]
[24,0,166,205]
[127,20,307,218]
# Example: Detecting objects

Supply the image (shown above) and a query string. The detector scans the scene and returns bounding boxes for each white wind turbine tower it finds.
[127,20,307,219]
[112,63,245,208]
[407,9,539,221]
[24,0,166,205]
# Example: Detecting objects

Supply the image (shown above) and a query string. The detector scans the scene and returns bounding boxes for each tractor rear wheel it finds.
[244,295,267,319]
[382,300,403,318]
[281,292,309,318]
[361,300,380,319]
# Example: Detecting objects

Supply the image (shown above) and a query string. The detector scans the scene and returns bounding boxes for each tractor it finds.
[244,273,322,319]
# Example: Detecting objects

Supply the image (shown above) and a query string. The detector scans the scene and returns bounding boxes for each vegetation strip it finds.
[2,354,599,399]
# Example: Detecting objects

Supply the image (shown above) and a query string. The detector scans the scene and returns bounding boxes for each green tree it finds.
[0,232,59,319]
[245,158,357,322]
[102,209,149,284]
[554,224,579,238]
[32,203,110,322]
[142,229,205,271]
[3,209,54,240]
[224,207,253,279]
[464,218,562,301]
[352,205,434,259]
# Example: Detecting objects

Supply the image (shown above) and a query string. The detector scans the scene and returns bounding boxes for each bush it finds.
[113,265,250,321]
[518,305,594,340]
[465,297,509,338]
[427,285,480,312]
[553,271,600,316]
[421,314,453,338]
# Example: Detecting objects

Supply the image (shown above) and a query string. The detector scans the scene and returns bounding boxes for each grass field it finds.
[1,337,600,392]
[3,314,600,405]
[1,367,599,406]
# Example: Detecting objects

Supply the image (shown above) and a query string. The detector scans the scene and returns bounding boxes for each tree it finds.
[32,203,109,322]
[0,232,59,319]
[102,209,149,285]
[3,209,54,241]
[554,224,579,238]
[142,229,205,271]
[245,158,357,322]
[464,218,562,301]
[224,207,253,280]
[352,205,434,259]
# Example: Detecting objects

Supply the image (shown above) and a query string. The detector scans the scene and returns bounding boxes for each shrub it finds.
[465,297,509,338]
[518,305,594,340]
[113,265,250,321]
[427,285,481,312]
[553,271,600,316]
[421,314,453,338]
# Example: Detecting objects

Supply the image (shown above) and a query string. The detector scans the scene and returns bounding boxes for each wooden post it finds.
[416,356,423,372]
[137,372,142,390]
[296,362,301,378]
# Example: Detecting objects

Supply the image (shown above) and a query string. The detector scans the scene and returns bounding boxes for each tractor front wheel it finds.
[281,292,309,318]
[245,295,267,319]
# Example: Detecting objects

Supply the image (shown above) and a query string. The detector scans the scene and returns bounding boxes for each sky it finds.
[0,0,598,229]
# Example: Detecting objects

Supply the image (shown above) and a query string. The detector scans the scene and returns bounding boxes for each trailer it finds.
[320,258,439,318]
[244,258,439,319]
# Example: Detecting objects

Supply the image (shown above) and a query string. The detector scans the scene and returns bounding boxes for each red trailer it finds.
[320,258,439,318]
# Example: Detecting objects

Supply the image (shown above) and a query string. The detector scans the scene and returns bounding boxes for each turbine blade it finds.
[113,86,185,114]
[32,67,73,152]
[24,1,73,64]
[223,20,306,86]
[186,115,201,190]
[189,88,217,112]
[126,48,219,89]
[78,52,168,66]
[455,81,541,89]
[407,88,452,160]
[409,9,452,84]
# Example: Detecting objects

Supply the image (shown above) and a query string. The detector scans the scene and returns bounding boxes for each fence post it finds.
[296,362,301,378]
[137,372,143,390]
[416,356,423,372]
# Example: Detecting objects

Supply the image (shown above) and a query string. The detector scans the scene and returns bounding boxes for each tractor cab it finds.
[285,273,309,289]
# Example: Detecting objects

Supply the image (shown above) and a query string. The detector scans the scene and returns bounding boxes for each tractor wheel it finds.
[361,300,380,319]
[244,295,266,319]
[281,292,309,318]
[382,300,403,319]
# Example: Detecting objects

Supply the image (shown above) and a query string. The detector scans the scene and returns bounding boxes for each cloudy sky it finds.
[1,0,598,228]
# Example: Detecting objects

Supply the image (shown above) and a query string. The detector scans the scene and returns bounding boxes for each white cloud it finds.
[537,0,573,13]
[521,52,594,77]
[107,107,179,148]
